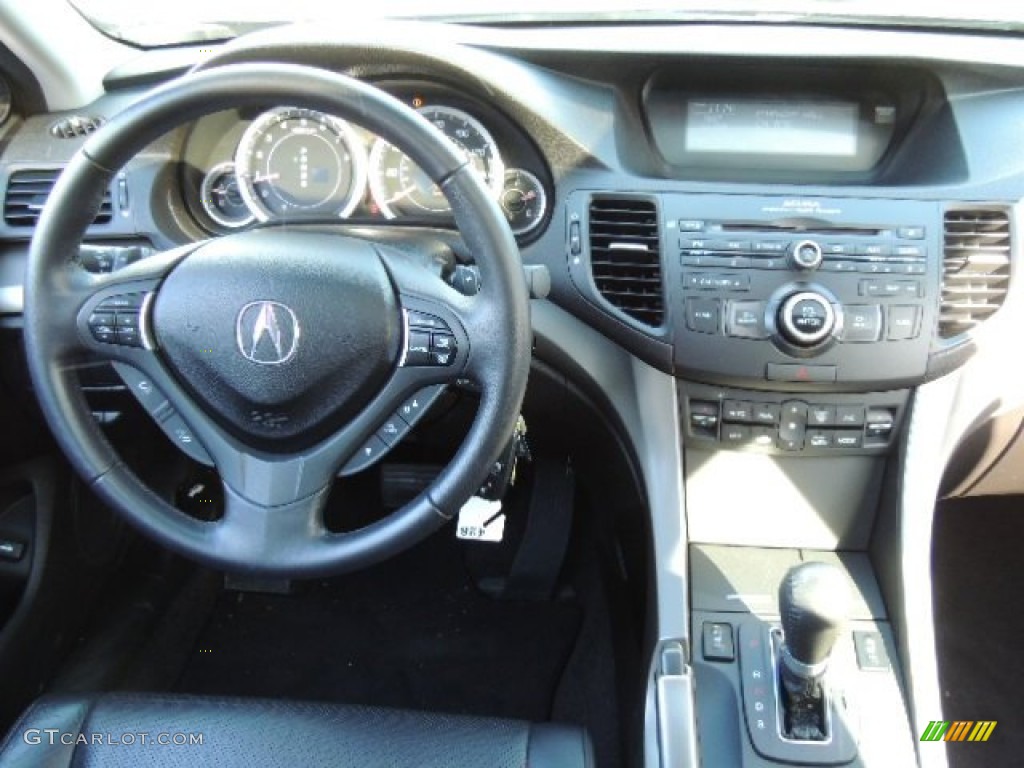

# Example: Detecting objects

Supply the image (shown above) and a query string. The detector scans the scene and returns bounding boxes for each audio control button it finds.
[842,305,883,343]
[790,240,824,270]
[727,301,768,339]
[778,292,835,347]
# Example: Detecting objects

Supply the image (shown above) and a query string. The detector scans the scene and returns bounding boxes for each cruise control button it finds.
[342,435,389,474]
[431,333,456,352]
[431,349,455,366]
[405,331,432,366]
[112,362,170,419]
[376,415,411,446]
[398,385,445,427]
[160,414,212,465]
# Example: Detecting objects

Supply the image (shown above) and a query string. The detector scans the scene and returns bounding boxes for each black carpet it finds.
[173,530,583,723]
[932,496,1024,768]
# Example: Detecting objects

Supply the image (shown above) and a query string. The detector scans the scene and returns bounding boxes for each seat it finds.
[0,693,594,768]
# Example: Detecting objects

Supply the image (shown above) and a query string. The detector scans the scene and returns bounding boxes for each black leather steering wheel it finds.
[22,63,531,577]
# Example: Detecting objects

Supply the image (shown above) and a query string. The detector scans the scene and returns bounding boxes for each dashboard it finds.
[179,81,552,240]
[3,15,1024,768]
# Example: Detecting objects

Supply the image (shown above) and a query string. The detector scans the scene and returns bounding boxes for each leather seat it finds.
[0,693,594,768]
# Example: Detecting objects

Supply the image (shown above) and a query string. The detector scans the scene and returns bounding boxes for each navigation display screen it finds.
[685,100,859,156]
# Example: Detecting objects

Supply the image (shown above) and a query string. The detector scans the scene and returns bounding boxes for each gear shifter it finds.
[777,561,850,741]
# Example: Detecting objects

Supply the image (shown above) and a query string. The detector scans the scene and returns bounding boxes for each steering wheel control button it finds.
[790,239,824,271]
[112,363,171,420]
[842,305,882,343]
[404,331,433,366]
[686,298,720,335]
[0,539,25,562]
[88,313,117,344]
[376,416,410,447]
[777,292,836,347]
[343,435,389,475]
[430,333,458,366]
[726,301,768,339]
[398,385,445,427]
[159,414,212,465]
[407,311,449,332]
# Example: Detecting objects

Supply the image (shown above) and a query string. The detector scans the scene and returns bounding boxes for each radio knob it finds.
[778,291,836,347]
[790,239,824,271]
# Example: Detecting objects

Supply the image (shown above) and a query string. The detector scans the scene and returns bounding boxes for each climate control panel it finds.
[666,194,940,389]
[680,382,910,456]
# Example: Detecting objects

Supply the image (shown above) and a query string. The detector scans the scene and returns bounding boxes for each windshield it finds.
[70,0,1024,48]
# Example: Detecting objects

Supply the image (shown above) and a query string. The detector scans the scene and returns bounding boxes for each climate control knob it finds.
[790,239,824,271]
[778,291,836,347]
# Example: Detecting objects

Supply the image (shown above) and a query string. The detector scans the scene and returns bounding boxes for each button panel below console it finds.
[681,382,908,456]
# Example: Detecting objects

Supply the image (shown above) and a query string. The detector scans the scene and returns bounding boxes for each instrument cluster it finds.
[183,84,551,241]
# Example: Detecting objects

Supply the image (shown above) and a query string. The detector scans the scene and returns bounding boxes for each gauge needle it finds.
[385,186,418,205]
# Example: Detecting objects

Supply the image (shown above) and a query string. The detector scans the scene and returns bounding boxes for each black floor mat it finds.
[932,496,1024,768]
[174,531,583,723]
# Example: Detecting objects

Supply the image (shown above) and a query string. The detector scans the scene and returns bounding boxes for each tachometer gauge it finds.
[368,106,503,219]
[500,169,547,236]
[235,107,367,221]
[200,162,254,230]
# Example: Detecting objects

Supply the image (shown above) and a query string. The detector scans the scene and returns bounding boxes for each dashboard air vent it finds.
[940,209,1011,337]
[50,115,106,139]
[4,169,112,227]
[588,196,664,326]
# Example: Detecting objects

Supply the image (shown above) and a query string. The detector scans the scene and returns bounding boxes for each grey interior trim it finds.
[0,0,132,111]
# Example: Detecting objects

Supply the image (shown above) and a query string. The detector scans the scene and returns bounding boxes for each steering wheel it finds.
[22,63,531,577]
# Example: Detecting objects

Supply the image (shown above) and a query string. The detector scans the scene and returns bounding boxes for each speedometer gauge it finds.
[368,106,504,218]
[235,107,367,221]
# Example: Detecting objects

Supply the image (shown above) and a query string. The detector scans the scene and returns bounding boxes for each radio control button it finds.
[790,239,824,270]
[727,300,768,339]
[822,260,857,273]
[898,226,926,240]
[753,241,787,254]
[822,243,853,255]
[888,305,922,340]
[857,244,892,257]
[860,279,921,298]
[778,292,835,347]
[894,245,926,258]
[686,298,720,334]
[679,220,705,232]
[842,305,883,343]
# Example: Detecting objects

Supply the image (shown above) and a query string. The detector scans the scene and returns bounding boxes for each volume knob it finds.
[778,291,835,347]
[790,240,824,271]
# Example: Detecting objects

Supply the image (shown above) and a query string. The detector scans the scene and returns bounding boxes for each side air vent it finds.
[50,115,106,139]
[4,169,112,227]
[588,196,664,326]
[940,209,1011,337]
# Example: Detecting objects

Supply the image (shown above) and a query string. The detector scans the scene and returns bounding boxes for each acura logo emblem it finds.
[235,301,300,365]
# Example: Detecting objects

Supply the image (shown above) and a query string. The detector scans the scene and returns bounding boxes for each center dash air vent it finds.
[940,209,1011,337]
[4,169,112,228]
[588,196,664,326]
